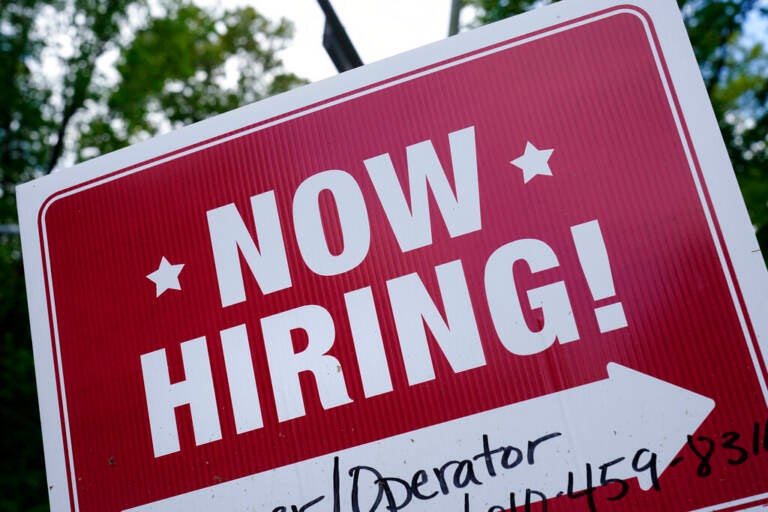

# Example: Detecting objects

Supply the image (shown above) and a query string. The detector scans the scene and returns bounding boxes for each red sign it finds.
[18,1,768,511]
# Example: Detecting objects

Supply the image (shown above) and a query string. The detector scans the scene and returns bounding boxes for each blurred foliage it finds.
[0,0,304,510]
[467,0,768,256]
[77,2,305,157]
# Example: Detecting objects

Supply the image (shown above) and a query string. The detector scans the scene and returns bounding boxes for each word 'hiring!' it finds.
[140,126,628,457]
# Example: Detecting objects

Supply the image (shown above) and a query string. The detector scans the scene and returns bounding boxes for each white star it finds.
[146,257,184,297]
[511,141,555,183]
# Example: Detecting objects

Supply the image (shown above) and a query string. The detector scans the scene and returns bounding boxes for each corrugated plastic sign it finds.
[17,0,768,510]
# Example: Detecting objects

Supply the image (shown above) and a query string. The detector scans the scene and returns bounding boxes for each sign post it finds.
[17,0,768,510]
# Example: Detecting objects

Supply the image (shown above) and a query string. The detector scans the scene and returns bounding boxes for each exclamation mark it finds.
[571,219,628,333]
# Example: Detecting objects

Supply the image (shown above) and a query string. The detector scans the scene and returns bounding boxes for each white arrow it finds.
[126,363,715,512]
[519,361,717,492]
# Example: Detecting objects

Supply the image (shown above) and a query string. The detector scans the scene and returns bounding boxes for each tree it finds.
[0,1,305,510]
[76,2,306,159]
[466,0,768,259]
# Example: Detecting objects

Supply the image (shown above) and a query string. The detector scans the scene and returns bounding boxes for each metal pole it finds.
[317,0,363,72]
[0,224,20,235]
[448,0,462,36]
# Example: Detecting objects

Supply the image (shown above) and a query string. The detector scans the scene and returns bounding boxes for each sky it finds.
[221,1,768,84]
[240,1,464,82]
